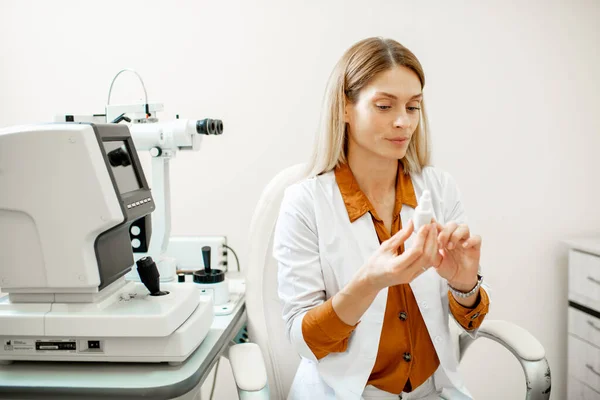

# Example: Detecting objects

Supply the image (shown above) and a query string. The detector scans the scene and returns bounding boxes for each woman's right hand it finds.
[361,219,441,291]
[332,220,440,326]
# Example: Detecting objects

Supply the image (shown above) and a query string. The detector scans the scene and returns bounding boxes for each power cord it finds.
[223,244,240,272]
[106,68,151,117]
[209,358,220,400]
[208,243,241,399]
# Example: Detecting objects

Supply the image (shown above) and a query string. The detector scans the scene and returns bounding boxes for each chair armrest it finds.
[459,319,551,400]
[462,319,545,361]
[227,343,270,400]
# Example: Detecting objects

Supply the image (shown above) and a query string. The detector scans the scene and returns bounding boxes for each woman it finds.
[274,37,490,400]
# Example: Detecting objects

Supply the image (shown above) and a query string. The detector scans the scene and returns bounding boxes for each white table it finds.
[0,292,246,399]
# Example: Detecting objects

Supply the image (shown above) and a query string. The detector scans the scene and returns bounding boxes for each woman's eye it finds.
[407,106,421,112]
[376,105,391,110]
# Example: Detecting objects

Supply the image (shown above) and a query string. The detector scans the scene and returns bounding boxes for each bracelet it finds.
[448,274,483,298]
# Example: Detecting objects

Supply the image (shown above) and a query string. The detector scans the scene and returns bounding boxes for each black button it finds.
[403,352,412,362]
[398,312,407,321]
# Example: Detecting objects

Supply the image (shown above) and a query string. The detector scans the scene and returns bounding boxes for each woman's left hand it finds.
[434,221,482,291]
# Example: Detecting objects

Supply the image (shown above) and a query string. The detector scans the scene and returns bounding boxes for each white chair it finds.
[231,164,552,400]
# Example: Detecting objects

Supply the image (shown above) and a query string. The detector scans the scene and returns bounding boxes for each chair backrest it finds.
[245,164,463,399]
[246,163,307,400]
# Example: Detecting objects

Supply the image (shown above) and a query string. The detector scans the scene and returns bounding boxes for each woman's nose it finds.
[393,112,410,128]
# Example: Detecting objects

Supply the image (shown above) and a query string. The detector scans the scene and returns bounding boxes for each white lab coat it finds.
[274,166,491,400]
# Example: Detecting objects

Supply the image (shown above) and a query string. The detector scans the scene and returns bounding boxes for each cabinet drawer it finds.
[569,250,600,303]
[569,377,600,399]
[569,335,600,392]
[570,307,600,348]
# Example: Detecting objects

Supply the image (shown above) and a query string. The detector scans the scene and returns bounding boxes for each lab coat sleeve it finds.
[439,169,492,339]
[273,182,329,362]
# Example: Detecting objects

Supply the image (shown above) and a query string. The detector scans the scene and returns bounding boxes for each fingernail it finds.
[462,242,469,248]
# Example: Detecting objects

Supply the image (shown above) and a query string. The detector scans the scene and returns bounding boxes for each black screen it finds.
[103,141,141,194]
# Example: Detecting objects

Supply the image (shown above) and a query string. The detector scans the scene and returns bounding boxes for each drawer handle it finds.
[588,320,600,331]
[587,276,600,286]
[587,364,600,378]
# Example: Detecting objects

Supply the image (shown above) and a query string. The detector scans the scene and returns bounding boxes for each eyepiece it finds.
[196,118,224,135]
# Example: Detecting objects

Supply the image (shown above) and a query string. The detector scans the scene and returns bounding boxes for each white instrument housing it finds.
[0,123,212,363]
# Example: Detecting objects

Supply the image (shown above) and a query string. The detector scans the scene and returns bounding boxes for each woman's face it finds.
[344,66,422,161]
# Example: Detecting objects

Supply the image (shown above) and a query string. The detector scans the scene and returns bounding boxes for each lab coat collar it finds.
[334,161,418,223]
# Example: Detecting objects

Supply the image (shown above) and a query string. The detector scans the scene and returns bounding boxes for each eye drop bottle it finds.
[413,190,433,232]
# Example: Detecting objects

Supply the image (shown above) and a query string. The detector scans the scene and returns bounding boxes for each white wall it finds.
[2,0,599,398]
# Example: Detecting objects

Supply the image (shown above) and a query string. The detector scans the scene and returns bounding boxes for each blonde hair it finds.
[306,37,431,177]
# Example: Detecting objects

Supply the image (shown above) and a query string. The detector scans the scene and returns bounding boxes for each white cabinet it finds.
[566,237,600,399]
[569,251,600,304]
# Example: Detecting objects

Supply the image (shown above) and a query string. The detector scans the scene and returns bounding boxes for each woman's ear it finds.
[343,103,352,124]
